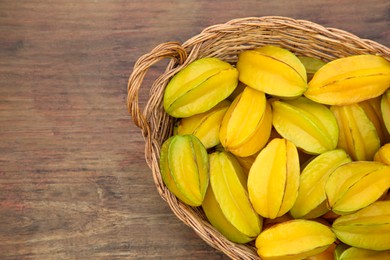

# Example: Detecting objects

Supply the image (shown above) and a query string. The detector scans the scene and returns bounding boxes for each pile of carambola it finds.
[159,45,390,260]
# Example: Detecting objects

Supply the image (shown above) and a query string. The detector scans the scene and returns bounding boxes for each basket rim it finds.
[178,16,389,64]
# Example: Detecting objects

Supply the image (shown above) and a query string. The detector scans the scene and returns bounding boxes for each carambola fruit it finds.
[325,161,390,215]
[163,57,238,118]
[331,104,381,161]
[298,55,327,81]
[308,244,336,260]
[335,245,390,260]
[236,45,307,98]
[159,134,209,206]
[374,143,390,165]
[332,200,390,250]
[234,152,259,176]
[359,96,390,145]
[306,243,336,260]
[219,86,272,157]
[203,151,262,242]
[227,81,247,102]
[255,219,336,260]
[248,138,300,219]
[202,183,254,243]
[272,97,339,154]
[305,54,390,105]
[290,149,352,219]
[381,88,390,134]
[175,100,230,149]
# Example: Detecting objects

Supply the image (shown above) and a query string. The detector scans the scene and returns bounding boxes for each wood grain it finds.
[0,0,389,259]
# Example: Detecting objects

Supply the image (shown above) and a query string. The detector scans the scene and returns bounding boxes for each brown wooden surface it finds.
[0,1,389,259]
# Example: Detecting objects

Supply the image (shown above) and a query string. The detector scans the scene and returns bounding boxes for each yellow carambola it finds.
[359,96,390,145]
[202,182,254,244]
[374,143,390,165]
[325,161,390,215]
[335,245,390,260]
[382,89,390,134]
[248,138,300,219]
[331,103,381,161]
[290,149,351,219]
[163,57,238,118]
[175,100,230,149]
[236,45,307,98]
[298,55,326,81]
[256,219,336,260]
[332,200,390,250]
[203,151,262,241]
[272,96,339,155]
[234,152,259,176]
[219,86,272,157]
[159,135,209,206]
[305,54,390,105]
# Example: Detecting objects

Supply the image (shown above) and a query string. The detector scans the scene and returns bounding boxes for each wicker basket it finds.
[127,16,390,259]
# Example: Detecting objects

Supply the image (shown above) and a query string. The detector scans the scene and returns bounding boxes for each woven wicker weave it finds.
[127,16,390,259]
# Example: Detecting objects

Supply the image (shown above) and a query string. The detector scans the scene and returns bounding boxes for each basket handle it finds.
[127,42,187,133]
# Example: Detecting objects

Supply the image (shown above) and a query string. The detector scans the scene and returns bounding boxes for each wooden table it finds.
[1,1,388,259]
